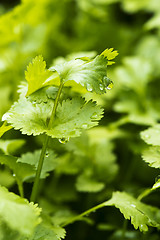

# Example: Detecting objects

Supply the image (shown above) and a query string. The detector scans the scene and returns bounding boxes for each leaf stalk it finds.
[30,81,64,202]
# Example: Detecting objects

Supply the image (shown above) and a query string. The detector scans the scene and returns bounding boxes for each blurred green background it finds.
[0,0,160,239]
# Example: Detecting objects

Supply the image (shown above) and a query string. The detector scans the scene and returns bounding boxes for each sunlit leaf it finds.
[25,55,60,96]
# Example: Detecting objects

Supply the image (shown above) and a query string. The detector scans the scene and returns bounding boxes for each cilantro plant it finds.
[0,48,120,239]
[1,0,160,239]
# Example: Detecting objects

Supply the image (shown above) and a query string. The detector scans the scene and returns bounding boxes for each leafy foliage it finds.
[1,0,160,239]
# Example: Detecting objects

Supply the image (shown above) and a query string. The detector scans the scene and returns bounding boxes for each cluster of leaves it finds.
[1,0,160,240]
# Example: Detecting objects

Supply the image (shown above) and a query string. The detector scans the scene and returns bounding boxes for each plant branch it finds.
[61,200,109,227]
[30,81,64,202]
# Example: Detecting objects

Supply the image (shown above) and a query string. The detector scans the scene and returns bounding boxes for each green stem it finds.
[30,135,49,202]
[137,188,152,201]
[30,82,64,202]
[61,201,109,227]
[17,179,24,198]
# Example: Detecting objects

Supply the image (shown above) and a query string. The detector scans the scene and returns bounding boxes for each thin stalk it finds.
[17,179,24,198]
[61,201,109,227]
[30,82,64,202]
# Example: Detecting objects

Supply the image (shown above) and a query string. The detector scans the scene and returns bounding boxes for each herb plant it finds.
[1,0,160,239]
[0,49,120,239]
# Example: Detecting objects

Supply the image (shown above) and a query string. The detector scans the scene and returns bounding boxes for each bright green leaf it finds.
[50,55,108,94]
[101,48,119,62]
[4,97,103,138]
[0,186,41,236]
[25,55,60,96]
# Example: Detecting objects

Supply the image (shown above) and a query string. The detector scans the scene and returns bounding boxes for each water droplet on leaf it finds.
[104,77,113,90]
[13,173,16,177]
[131,204,136,208]
[59,138,70,144]
[91,112,98,119]
[100,84,104,91]
[86,83,92,92]
[81,124,88,129]
[145,134,150,139]
[155,175,160,182]
[106,81,113,90]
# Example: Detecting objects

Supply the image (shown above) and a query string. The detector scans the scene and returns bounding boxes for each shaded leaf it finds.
[0,139,25,155]
[0,154,35,182]
[76,172,105,192]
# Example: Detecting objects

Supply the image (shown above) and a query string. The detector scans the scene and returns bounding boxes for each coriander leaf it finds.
[4,97,103,138]
[106,191,160,232]
[25,55,60,96]
[2,97,53,136]
[140,124,160,146]
[46,98,104,138]
[17,149,58,179]
[50,55,108,94]
[142,146,160,168]
[101,48,119,64]
[0,186,41,236]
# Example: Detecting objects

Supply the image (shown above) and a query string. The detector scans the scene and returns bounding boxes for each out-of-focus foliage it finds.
[1,0,160,239]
